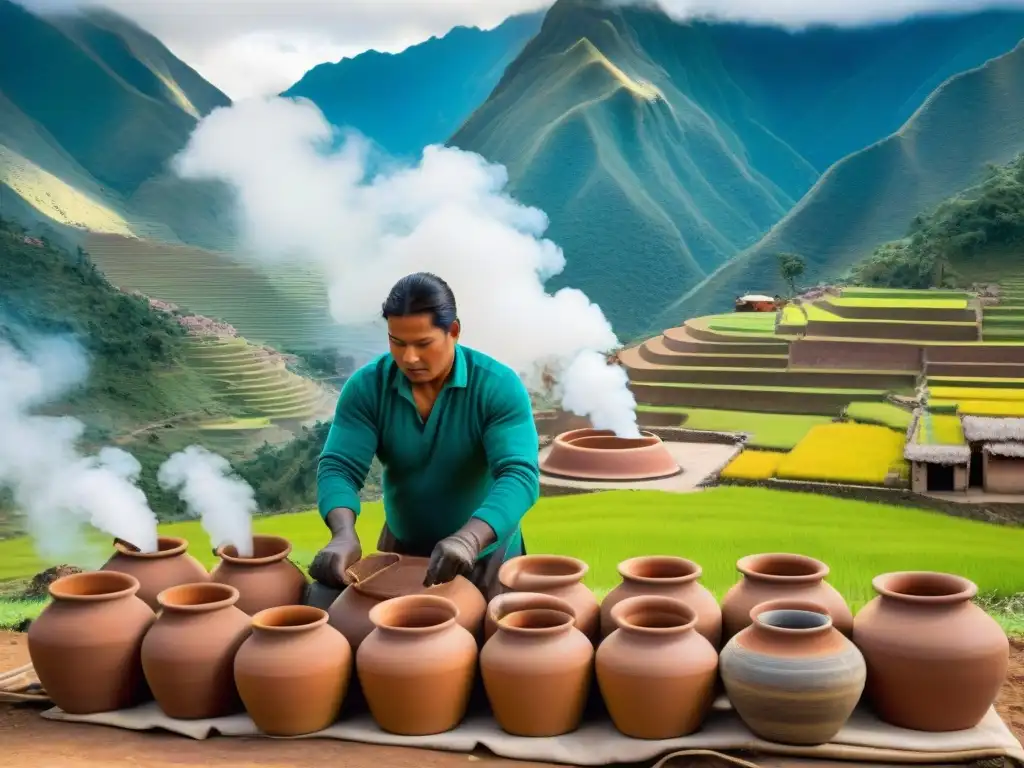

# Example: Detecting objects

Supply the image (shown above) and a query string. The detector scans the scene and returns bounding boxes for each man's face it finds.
[387,314,459,384]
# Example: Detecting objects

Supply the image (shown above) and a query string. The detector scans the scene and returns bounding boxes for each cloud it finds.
[173,96,641,436]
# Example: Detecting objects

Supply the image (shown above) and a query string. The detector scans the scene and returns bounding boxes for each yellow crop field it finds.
[721,450,783,480]
[932,399,1024,417]
[777,423,906,485]
[929,386,1024,402]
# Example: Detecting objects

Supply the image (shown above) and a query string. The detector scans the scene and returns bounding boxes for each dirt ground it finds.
[2,631,1023,767]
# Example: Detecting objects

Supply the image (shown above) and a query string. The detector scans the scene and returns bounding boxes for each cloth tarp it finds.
[42,697,1024,767]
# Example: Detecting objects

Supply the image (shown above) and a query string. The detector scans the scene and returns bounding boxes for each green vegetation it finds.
[2,488,1022,625]
[777,253,806,295]
[673,39,1024,325]
[706,313,777,335]
[915,412,965,445]
[843,401,914,431]
[639,406,831,450]
[840,288,970,300]
[284,13,543,159]
[832,296,968,309]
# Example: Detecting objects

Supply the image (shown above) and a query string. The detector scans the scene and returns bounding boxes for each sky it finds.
[16,0,1024,99]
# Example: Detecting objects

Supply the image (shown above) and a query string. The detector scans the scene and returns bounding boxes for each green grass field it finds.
[831,297,968,309]
[706,313,778,335]
[639,407,832,449]
[843,401,914,431]
[3,488,1021,617]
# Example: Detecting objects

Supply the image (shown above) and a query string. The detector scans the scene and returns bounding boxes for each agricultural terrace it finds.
[620,283,1024,488]
[1,489,1022,634]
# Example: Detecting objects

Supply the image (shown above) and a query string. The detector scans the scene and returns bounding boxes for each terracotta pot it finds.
[27,571,155,714]
[600,556,723,648]
[357,594,477,735]
[101,536,210,612]
[853,571,1009,732]
[497,555,599,640]
[481,607,593,737]
[484,591,576,641]
[141,582,252,719]
[210,534,307,615]
[540,428,680,481]
[720,553,852,642]
[597,595,718,739]
[720,599,866,745]
[235,605,352,735]
[328,553,485,649]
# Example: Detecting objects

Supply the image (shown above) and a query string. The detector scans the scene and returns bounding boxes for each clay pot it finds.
[720,599,865,745]
[600,556,723,648]
[720,553,852,642]
[27,571,155,714]
[597,596,718,739]
[101,536,210,612]
[357,594,477,735]
[141,582,252,719]
[328,553,486,649]
[853,571,1009,732]
[235,605,352,735]
[481,607,593,737]
[497,555,599,640]
[210,534,307,615]
[484,591,576,641]
[540,428,681,480]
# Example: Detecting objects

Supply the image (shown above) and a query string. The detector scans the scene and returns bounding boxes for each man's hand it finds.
[309,508,362,590]
[423,518,496,588]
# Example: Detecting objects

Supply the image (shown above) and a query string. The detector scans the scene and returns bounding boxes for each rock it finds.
[22,564,84,600]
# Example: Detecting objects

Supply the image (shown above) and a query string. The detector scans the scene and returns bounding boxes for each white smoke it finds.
[157,445,255,556]
[172,97,640,437]
[0,335,159,558]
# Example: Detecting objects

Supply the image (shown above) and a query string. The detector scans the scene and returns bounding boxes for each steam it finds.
[172,97,640,437]
[0,335,159,558]
[158,446,255,556]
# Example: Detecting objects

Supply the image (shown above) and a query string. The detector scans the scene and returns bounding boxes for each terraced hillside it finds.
[85,233,381,357]
[983,278,1024,342]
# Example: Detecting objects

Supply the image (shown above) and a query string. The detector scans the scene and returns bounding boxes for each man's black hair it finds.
[381,272,458,332]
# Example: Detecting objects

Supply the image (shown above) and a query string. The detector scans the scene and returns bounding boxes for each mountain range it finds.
[5,0,1024,342]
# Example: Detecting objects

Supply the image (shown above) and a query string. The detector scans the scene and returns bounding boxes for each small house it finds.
[904,409,970,493]
[962,416,1024,494]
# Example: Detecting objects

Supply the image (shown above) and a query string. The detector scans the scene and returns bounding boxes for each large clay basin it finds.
[539,428,680,481]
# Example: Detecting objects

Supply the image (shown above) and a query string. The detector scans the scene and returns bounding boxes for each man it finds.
[307,272,540,607]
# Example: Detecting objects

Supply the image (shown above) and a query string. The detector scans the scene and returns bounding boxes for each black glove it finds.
[423,519,495,587]
[308,508,362,590]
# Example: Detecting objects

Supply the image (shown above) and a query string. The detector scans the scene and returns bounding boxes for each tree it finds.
[776,253,806,296]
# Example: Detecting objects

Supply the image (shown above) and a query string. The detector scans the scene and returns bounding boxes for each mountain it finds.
[0,0,232,244]
[672,38,1024,323]
[450,0,1024,340]
[283,12,544,159]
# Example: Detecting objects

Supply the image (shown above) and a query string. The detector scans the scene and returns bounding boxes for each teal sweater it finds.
[316,345,540,560]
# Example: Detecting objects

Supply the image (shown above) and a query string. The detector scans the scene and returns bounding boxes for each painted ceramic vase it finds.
[720,599,866,745]
[720,553,852,641]
[356,594,477,735]
[141,582,252,719]
[596,595,718,739]
[235,605,352,735]
[328,553,485,650]
[100,536,209,612]
[497,555,600,640]
[853,571,1009,732]
[481,606,594,737]
[484,591,576,642]
[28,571,155,714]
[210,534,307,616]
[600,556,723,648]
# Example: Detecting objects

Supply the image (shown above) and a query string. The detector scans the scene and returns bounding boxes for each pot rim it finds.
[737,553,829,583]
[617,555,702,585]
[216,534,291,565]
[487,591,577,626]
[113,536,188,559]
[496,607,575,636]
[872,571,978,604]
[750,599,833,635]
[252,605,329,633]
[368,594,460,635]
[48,570,141,602]
[554,428,660,450]
[157,582,240,613]
[498,554,589,591]
[609,595,697,635]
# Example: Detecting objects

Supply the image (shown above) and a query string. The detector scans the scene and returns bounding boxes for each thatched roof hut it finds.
[903,409,970,465]
[961,416,1024,444]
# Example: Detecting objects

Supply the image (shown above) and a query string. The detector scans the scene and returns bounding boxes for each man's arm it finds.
[471,370,541,545]
[316,367,379,522]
